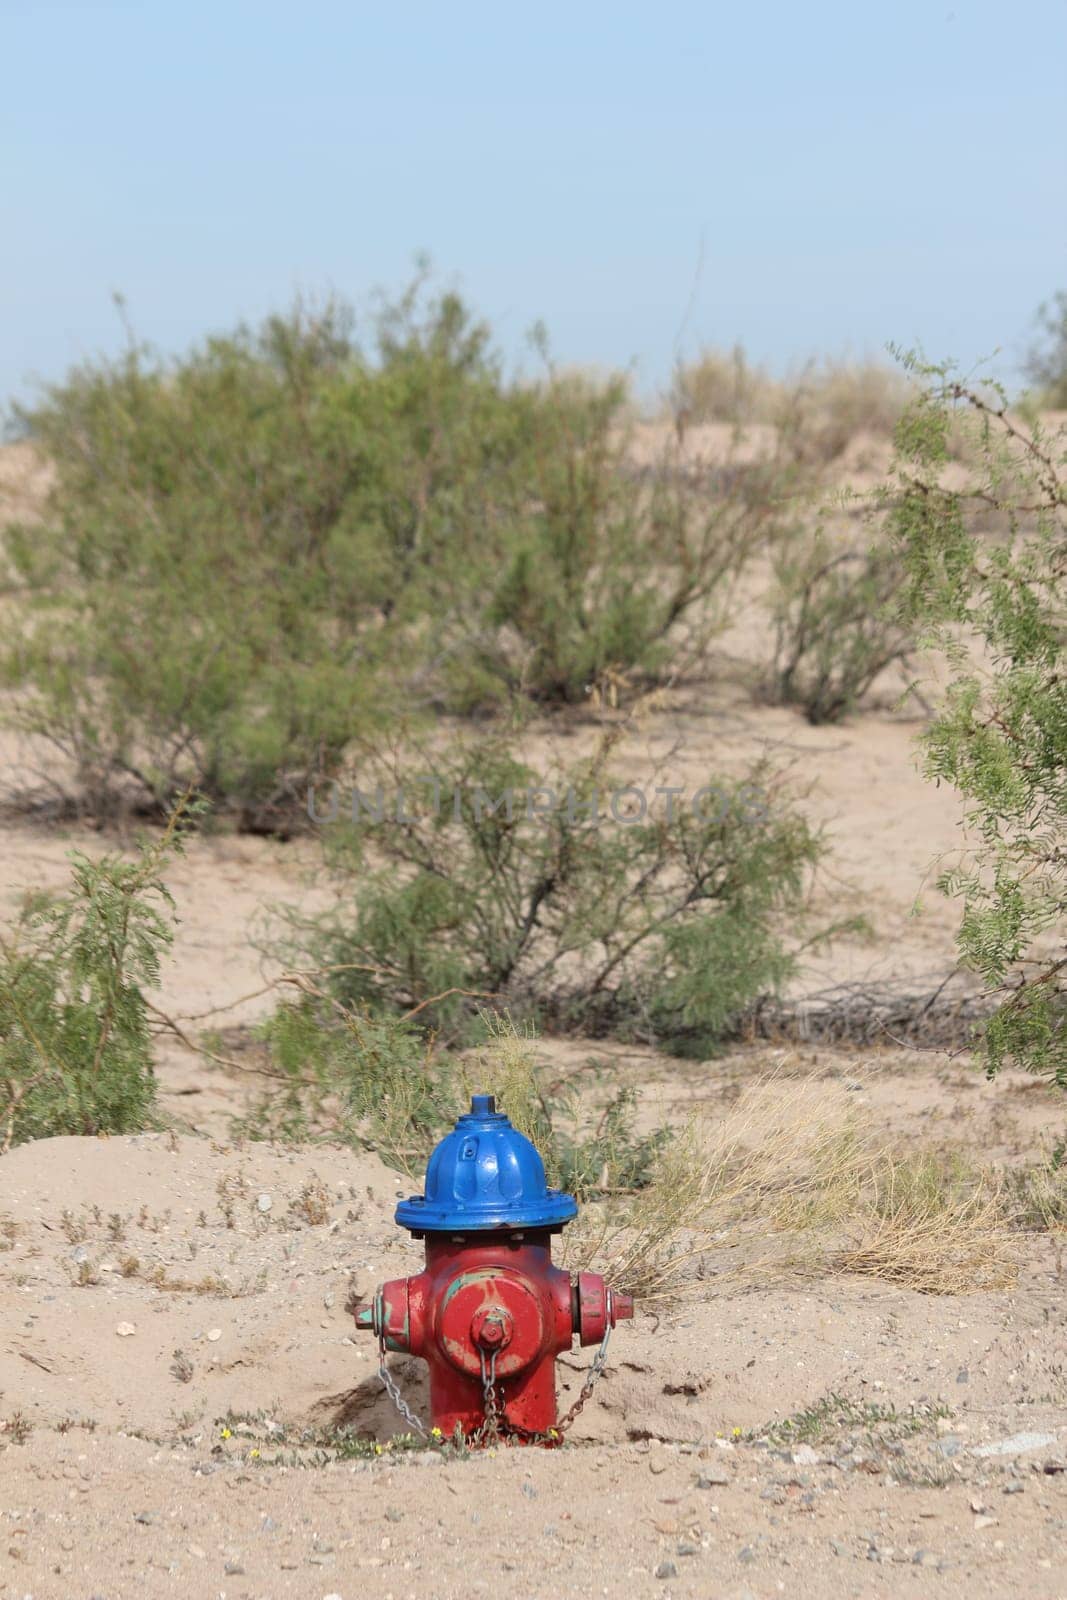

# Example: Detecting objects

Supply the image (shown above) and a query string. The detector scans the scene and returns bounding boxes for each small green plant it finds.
[889,359,1066,1080]
[757,1392,951,1447]
[763,527,915,722]
[0,799,192,1149]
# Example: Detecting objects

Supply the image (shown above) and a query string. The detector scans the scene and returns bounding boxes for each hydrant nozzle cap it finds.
[394,1092,578,1235]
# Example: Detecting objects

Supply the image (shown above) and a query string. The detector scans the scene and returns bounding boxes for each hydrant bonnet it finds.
[395,1094,579,1234]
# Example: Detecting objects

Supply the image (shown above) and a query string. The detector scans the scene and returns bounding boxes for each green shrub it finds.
[2,299,393,827]
[3,287,811,826]
[0,802,191,1149]
[889,360,1066,1080]
[763,526,916,723]
[282,733,827,1050]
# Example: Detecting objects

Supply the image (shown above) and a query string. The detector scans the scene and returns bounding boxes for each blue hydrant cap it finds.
[395,1094,578,1234]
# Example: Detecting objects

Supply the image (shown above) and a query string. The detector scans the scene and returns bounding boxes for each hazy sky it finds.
[3,0,1065,409]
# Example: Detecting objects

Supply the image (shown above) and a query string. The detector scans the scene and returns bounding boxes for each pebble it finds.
[677,1541,700,1556]
[792,1444,819,1465]
[971,1431,1055,1459]
[115,1322,136,1338]
[696,1469,730,1487]
[257,1194,272,1212]
[974,1515,998,1531]
[654,1560,678,1579]
[206,1328,222,1342]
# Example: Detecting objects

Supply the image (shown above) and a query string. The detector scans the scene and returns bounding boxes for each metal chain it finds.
[553,1310,614,1437]
[377,1326,428,1437]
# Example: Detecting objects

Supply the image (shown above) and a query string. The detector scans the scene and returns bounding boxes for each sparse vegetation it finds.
[890,361,1066,1080]
[0,798,192,1149]
[763,526,916,722]
[283,733,828,1050]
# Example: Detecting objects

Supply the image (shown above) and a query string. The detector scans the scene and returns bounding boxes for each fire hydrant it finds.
[355,1093,633,1444]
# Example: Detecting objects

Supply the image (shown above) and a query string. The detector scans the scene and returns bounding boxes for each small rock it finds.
[649,1458,667,1475]
[223,1560,245,1575]
[384,1507,404,1523]
[738,1545,757,1564]
[1003,1482,1025,1495]
[970,1431,1055,1459]
[206,1328,222,1342]
[792,1444,819,1465]
[956,1368,969,1384]
[829,1539,846,1557]
[257,1194,272,1212]
[677,1541,700,1556]
[188,1543,206,1559]
[654,1560,678,1579]
[115,1322,136,1338]
[934,1436,963,1458]
[133,1511,155,1525]
[912,1550,937,1567]
[521,1481,537,1499]
[696,1469,730,1487]
[974,1515,998,1531]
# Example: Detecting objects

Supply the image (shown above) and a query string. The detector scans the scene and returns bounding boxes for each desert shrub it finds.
[763,526,916,722]
[0,801,191,1149]
[285,732,828,1049]
[2,299,395,827]
[1025,290,1067,409]
[889,361,1066,1080]
[440,374,783,709]
[3,286,800,825]
[779,360,910,465]
[668,345,782,430]
[669,351,908,463]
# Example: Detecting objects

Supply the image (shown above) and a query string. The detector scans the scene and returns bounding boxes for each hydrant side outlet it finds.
[356,1094,633,1445]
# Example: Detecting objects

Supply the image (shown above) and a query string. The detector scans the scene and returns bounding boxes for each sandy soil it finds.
[1,1122,1065,1599]
[1,438,1065,1599]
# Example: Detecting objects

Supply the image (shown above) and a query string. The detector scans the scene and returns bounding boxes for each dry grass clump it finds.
[669,351,910,464]
[668,346,782,431]
[568,1077,1019,1302]
[833,1151,1016,1293]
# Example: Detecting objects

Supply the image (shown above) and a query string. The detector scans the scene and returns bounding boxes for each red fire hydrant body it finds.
[356,1094,632,1443]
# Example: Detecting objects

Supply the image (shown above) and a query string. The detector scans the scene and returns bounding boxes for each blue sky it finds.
[3,0,1065,409]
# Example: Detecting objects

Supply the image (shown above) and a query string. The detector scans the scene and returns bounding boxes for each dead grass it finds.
[566,1076,1019,1302]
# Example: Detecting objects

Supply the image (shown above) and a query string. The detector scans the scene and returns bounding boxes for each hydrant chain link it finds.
[378,1329,427,1437]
